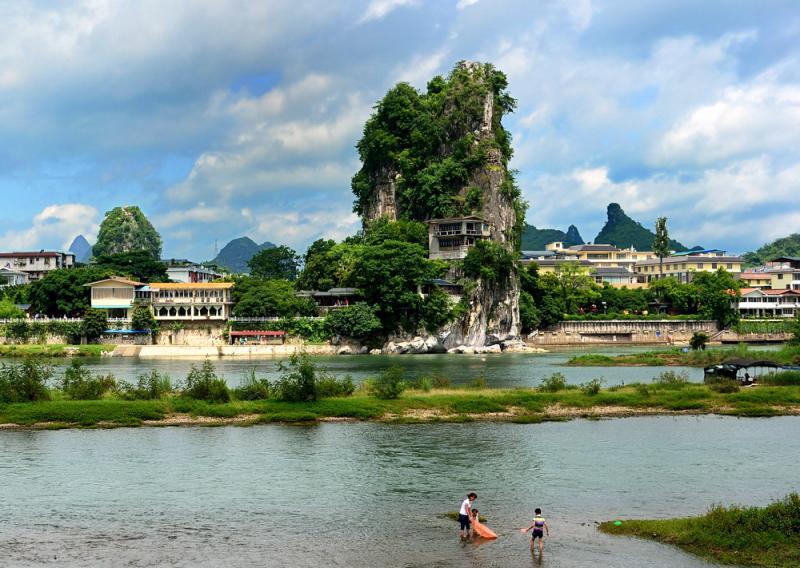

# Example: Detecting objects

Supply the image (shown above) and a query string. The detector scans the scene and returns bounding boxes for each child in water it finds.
[520,508,549,553]
[470,509,497,539]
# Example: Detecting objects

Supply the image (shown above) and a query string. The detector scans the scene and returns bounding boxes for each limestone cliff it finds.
[352,61,522,347]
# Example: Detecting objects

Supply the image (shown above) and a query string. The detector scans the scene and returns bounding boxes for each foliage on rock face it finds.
[92,206,162,258]
[351,61,524,246]
[232,277,317,318]
[325,303,381,341]
[421,288,455,333]
[248,245,300,280]
[81,309,108,342]
[362,217,428,248]
[743,233,800,266]
[28,267,114,317]
[93,250,168,283]
[462,240,514,283]
[131,304,158,334]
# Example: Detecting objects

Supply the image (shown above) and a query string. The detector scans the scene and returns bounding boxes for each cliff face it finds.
[357,61,521,347]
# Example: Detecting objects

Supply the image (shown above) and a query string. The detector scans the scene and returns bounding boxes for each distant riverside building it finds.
[166,264,223,284]
[544,242,656,271]
[86,277,234,321]
[427,216,492,260]
[0,267,29,287]
[736,288,800,318]
[634,249,742,283]
[736,272,773,290]
[296,287,361,313]
[0,251,75,281]
[763,257,800,291]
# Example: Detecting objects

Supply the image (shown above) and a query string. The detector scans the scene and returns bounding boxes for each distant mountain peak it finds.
[68,234,92,263]
[594,203,690,251]
[521,223,583,250]
[212,236,276,273]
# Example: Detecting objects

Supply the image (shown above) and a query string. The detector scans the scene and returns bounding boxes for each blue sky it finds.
[1,0,798,259]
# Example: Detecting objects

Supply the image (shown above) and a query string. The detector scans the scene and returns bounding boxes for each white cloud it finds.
[359,0,416,23]
[0,204,99,251]
[393,49,450,86]
[456,0,480,10]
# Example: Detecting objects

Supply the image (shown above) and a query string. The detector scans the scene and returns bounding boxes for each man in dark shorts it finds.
[458,493,477,540]
[520,508,550,553]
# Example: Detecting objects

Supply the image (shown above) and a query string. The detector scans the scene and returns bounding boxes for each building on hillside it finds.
[634,250,742,283]
[736,272,773,290]
[0,251,75,281]
[763,257,800,291]
[86,278,234,321]
[427,216,492,260]
[736,288,800,318]
[296,287,362,313]
[166,264,223,284]
[0,267,29,287]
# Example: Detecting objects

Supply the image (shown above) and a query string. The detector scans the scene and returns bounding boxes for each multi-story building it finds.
[634,249,742,283]
[166,264,223,284]
[0,251,75,281]
[427,216,492,260]
[0,267,29,287]
[763,257,800,291]
[545,242,656,270]
[86,277,234,321]
[736,288,800,318]
[736,272,773,290]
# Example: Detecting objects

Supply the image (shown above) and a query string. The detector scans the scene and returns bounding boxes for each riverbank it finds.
[3,383,800,429]
[0,344,114,357]
[568,344,800,367]
[599,494,800,567]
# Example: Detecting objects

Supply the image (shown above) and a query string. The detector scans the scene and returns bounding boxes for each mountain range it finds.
[211,237,275,273]
[521,224,584,250]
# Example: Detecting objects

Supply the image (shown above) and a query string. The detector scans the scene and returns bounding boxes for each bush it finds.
[635,383,650,396]
[60,360,116,400]
[690,331,709,351]
[539,372,567,392]
[411,376,433,391]
[184,360,230,403]
[0,359,52,403]
[709,380,740,393]
[316,374,356,398]
[118,370,173,400]
[325,303,381,341]
[273,353,319,402]
[761,371,800,386]
[653,370,689,389]
[82,309,108,342]
[233,370,272,401]
[370,365,406,399]
[581,378,603,396]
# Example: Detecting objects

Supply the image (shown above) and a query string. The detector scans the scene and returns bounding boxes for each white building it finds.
[0,251,75,281]
[427,216,492,260]
[0,267,29,287]
[166,265,223,284]
[736,288,800,318]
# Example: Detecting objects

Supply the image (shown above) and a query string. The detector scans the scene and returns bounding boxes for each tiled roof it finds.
[84,277,143,287]
[149,282,233,289]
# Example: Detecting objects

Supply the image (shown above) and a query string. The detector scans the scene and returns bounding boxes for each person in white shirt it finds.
[458,492,477,539]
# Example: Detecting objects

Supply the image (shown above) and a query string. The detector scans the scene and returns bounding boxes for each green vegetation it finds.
[92,205,162,259]
[131,304,158,335]
[184,360,231,403]
[594,203,689,251]
[367,365,407,399]
[743,233,800,266]
[652,216,670,278]
[232,277,318,318]
[81,309,108,342]
[0,344,113,357]
[568,343,800,367]
[463,240,515,283]
[521,223,583,250]
[0,298,25,319]
[93,250,169,282]
[248,245,300,280]
[28,266,113,317]
[213,237,275,274]
[762,371,800,386]
[689,331,709,351]
[326,303,381,341]
[600,493,800,568]
[60,360,116,400]
[0,359,52,402]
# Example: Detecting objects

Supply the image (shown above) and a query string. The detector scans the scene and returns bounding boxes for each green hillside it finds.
[212,237,275,273]
[521,224,583,250]
[743,233,800,266]
[594,203,689,251]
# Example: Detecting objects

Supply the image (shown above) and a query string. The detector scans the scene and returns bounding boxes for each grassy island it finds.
[0,344,115,358]
[568,344,800,368]
[600,494,800,568]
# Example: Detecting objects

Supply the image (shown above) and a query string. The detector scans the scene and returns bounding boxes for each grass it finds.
[568,344,800,367]
[0,344,115,357]
[2,381,800,428]
[599,493,800,567]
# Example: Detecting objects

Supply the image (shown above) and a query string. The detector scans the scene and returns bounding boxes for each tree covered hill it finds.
[212,237,275,273]
[521,224,583,250]
[92,206,162,259]
[743,233,800,266]
[594,203,690,251]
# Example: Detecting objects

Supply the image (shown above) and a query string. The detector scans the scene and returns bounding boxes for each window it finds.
[727,263,733,269]
[778,273,784,280]
[696,263,704,269]
[712,263,717,269]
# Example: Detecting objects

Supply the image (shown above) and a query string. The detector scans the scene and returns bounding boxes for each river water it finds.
[2,416,799,567]
[31,346,712,388]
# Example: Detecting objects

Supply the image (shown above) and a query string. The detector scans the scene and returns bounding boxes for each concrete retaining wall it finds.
[527,320,719,345]
[134,344,337,358]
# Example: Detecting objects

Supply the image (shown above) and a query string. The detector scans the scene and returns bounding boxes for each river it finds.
[2,416,798,567]
[30,345,714,388]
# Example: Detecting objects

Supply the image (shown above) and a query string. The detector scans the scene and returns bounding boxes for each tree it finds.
[232,278,317,318]
[646,277,699,314]
[93,250,168,283]
[653,217,670,279]
[789,313,800,346]
[81,309,108,342]
[326,303,382,341]
[693,269,741,329]
[462,240,515,283]
[93,206,162,258]
[28,267,114,317]
[0,298,24,319]
[131,304,159,335]
[519,263,565,329]
[296,239,338,290]
[690,331,709,351]
[248,245,300,280]
[550,262,600,314]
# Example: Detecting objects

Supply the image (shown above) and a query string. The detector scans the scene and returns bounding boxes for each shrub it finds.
[761,371,800,386]
[273,353,319,402]
[370,365,406,399]
[411,376,433,391]
[81,309,108,342]
[690,331,709,351]
[539,372,567,392]
[581,378,603,396]
[316,374,356,398]
[60,360,116,400]
[118,370,173,400]
[709,380,740,393]
[635,383,650,396]
[184,360,230,403]
[232,370,272,401]
[0,359,52,403]
[653,370,689,389]
[325,303,381,341]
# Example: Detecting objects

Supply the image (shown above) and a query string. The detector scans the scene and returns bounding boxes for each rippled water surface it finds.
[2,416,799,567]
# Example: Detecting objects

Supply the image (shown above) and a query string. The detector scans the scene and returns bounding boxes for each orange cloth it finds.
[471,517,497,539]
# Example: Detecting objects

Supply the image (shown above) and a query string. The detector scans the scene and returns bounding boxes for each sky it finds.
[0,0,799,259]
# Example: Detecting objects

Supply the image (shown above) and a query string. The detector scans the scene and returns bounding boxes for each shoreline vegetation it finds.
[599,494,800,568]
[568,343,800,367]
[0,344,115,357]
[2,354,800,429]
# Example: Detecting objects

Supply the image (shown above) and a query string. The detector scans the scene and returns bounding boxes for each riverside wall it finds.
[527,320,719,346]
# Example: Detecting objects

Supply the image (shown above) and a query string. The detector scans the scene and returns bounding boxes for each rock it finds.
[337,346,353,355]
[475,344,502,354]
[447,345,475,354]
[369,349,382,355]
[500,339,528,352]
[359,346,369,355]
